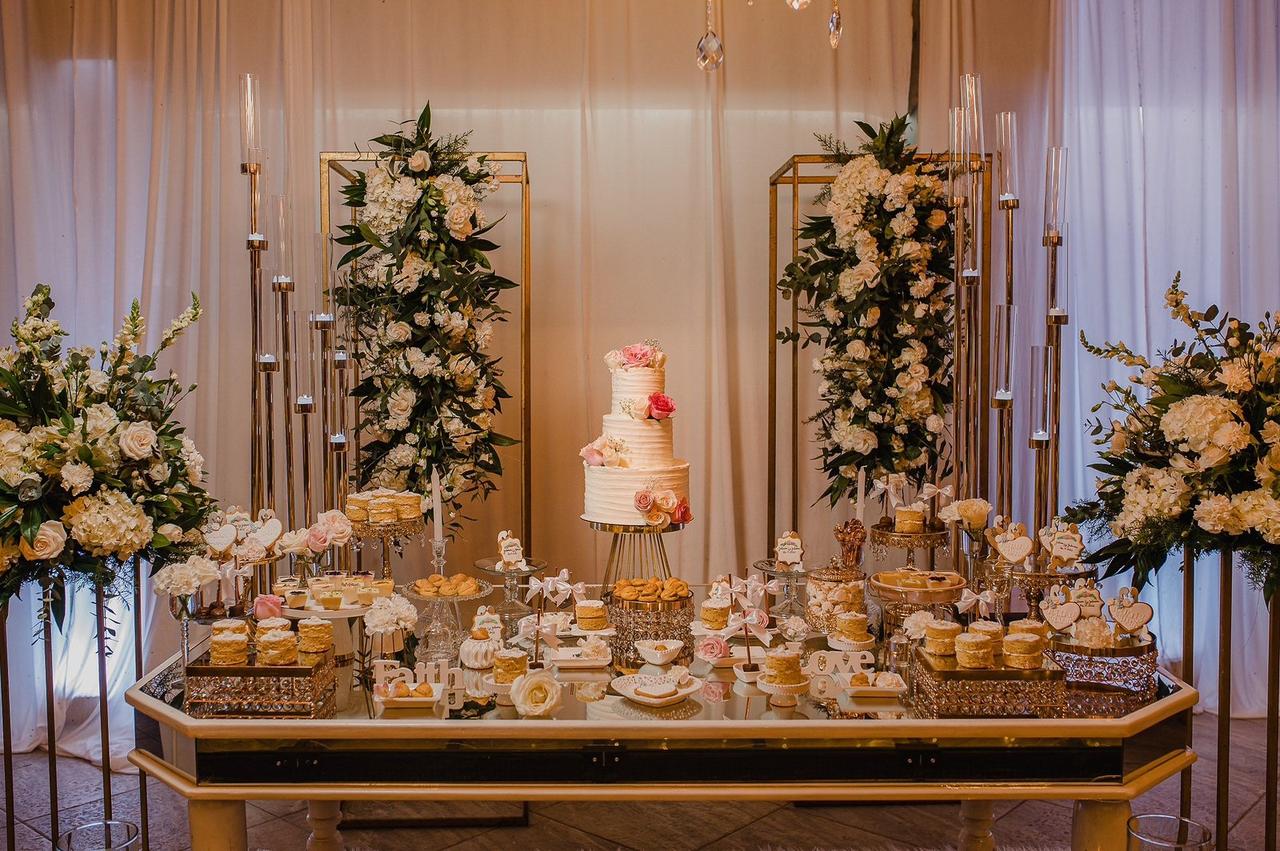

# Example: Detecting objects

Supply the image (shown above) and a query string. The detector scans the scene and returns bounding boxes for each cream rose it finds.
[277,528,311,557]
[954,498,992,531]
[387,386,416,421]
[510,670,563,717]
[19,520,66,561]
[385,321,412,344]
[117,421,157,460]
[156,523,183,542]
[654,490,679,514]
[408,150,431,172]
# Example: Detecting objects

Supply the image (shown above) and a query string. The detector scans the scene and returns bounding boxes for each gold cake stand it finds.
[867,520,950,570]
[585,518,686,589]
[1011,563,1097,621]
[352,517,427,580]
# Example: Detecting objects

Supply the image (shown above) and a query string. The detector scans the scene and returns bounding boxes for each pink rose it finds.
[580,441,605,466]
[620,343,655,368]
[305,524,332,554]
[253,594,284,620]
[647,392,675,420]
[673,499,694,524]
[317,509,353,545]
[696,635,730,660]
[633,490,655,513]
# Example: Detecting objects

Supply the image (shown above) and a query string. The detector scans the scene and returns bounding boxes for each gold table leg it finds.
[958,800,995,851]
[1071,799,1131,851]
[188,799,248,851]
[306,800,344,851]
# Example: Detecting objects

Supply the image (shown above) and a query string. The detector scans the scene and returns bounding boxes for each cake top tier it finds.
[604,341,667,372]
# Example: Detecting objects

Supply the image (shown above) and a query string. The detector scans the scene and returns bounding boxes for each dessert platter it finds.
[546,635,614,669]
[401,572,493,603]
[869,568,966,605]
[611,668,702,707]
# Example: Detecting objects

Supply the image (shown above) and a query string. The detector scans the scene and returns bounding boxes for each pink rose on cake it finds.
[646,392,676,420]
[633,490,655,513]
[620,343,656,368]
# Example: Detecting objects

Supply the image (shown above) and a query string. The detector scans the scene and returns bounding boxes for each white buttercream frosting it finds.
[584,462,690,525]
[602,415,673,467]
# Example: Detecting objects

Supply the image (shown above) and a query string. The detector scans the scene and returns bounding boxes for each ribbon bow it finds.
[525,569,574,607]
[722,607,771,644]
[956,588,995,618]
[709,575,733,601]
[868,473,908,508]
[216,560,251,600]
[919,483,953,502]
[731,576,781,610]
[517,617,562,648]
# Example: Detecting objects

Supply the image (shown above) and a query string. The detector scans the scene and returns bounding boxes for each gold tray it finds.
[868,520,950,550]
[605,593,693,612]
[352,517,426,540]
[1049,632,1155,658]
[916,647,1065,681]
[869,571,966,605]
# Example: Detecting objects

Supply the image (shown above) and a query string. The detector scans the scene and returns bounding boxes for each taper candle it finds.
[855,467,866,525]
[431,467,444,540]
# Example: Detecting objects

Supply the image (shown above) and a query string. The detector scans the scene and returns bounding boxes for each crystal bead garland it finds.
[696,0,725,71]
[828,0,843,48]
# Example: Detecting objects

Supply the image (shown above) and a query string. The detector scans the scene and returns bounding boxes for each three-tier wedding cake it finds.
[580,341,693,527]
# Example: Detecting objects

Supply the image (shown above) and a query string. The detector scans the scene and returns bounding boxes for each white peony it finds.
[445,203,475,240]
[83,403,119,440]
[364,593,419,636]
[1193,494,1248,536]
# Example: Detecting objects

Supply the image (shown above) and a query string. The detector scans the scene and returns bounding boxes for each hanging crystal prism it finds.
[786,0,812,10]
[697,0,724,71]
[828,1,842,47]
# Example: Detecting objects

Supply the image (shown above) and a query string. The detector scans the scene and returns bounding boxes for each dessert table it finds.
[126,650,1195,851]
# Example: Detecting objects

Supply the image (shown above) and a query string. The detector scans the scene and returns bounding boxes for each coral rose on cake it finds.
[672,498,694,524]
[510,669,563,718]
[646,392,676,420]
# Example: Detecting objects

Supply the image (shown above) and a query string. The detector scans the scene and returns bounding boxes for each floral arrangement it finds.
[276,509,354,569]
[150,554,219,598]
[0,285,214,625]
[363,592,420,637]
[632,487,693,527]
[777,116,953,505]
[603,341,667,372]
[335,104,517,534]
[1064,275,1280,599]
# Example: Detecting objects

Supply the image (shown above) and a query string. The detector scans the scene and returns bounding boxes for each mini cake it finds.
[254,617,290,638]
[700,598,731,630]
[395,492,422,521]
[835,612,872,642]
[493,648,529,684]
[1002,633,1045,669]
[460,628,498,669]
[210,633,249,666]
[284,589,308,608]
[575,599,608,631]
[257,629,298,666]
[954,632,994,668]
[344,491,371,521]
[894,507,925,533]
[764,647,805,685]
[923,620,963,656]
[1008,618,1051,640]
[968,620,1004,641]
[212,618,249,638]
[297,617,333,653]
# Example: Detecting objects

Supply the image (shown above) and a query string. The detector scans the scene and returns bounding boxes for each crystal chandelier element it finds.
[828,1,843,47]
[697,0,724,71]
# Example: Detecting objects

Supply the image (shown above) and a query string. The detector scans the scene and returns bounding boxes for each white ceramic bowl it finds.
[634,639,684,665]
[733,661,762,683]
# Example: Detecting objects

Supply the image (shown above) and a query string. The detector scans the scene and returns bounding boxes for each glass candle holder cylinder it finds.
[1029,344,1053,444]
[239,72,262,165]
[960,73,985,160]
[1048,223,1070,318]
[996,111,1019,202]
[270,195,294,285]
[992,304,1017,402]
[1043,145,1068,241]
[948,107,967,197]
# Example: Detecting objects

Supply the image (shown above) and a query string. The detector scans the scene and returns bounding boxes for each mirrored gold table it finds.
[127,651,1195,851]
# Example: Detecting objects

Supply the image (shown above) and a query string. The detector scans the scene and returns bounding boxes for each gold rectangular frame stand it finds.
[318,152,533,552]
[766,153,992,554]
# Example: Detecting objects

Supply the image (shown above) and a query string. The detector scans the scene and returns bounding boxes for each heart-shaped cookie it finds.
[1042,600,1082,633]
[204,524,237,556]
[1109,600,1154,634]
[994,535,1033,567]
[252,517,283,549]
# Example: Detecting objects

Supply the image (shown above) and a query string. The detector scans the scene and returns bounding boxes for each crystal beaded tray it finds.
[607,595,694,669]
[1048,633,1158,697]
[910,647,1066,719]
[184,648,337,719]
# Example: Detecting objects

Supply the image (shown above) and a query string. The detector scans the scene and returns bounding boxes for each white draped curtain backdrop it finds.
[0,0,1271,769]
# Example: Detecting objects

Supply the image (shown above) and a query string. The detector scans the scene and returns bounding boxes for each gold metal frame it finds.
[318,152,533,551]
[767,154,992,553]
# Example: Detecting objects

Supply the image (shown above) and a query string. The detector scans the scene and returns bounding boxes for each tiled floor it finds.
[2,713,1273,850]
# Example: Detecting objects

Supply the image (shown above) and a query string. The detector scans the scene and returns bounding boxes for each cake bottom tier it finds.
[583,461,690,526]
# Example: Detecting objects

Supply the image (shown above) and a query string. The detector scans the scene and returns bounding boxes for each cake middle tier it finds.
[610,366,665,415]
[583,461,690,526]
[601,414,674,467]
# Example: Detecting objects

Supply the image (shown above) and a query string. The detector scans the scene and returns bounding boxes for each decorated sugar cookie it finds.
[1037,519,1085,571]
[1106,587,1154,640]
[1040,583,1083,634]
